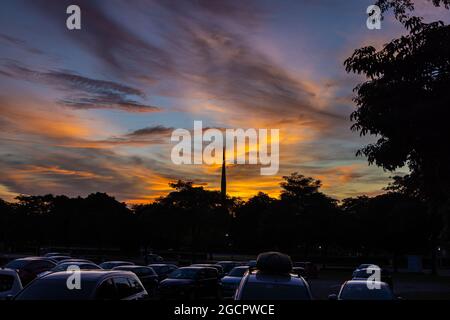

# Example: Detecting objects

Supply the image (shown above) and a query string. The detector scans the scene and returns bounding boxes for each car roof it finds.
[113,265,149,269]
[101,261,133,264]
[13,256,53,261]
[246,271,307,285]
[148,263,176,267]
[56,261,97,266]
[180,266,215,271]
[40,270,134,281]
[345,280,387,286]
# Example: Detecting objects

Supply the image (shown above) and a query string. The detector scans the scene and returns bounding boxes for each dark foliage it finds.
[0,174,432,258]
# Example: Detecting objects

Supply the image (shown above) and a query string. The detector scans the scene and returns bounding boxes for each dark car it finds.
[4,257,56,286]
[15,270,148,300]
[148,264,178,281]
[99,261,135,270]
[293,262,319,279]
[57,258,94,265]
[191,264,224,277]
[159,267,220,300]
[235,252,312,300]
[329,280,396,300]
[145,254,164,264]
[216,261,241,275]
[220,266,249,297]
[45,255,72,263]
[43,252,69,258]
[352,267,393,289]
[113,266,159,296]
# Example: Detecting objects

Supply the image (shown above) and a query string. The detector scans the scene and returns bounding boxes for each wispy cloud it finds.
[2,62,161,112]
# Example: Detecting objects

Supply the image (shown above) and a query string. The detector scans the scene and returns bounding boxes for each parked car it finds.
[4,257,56,286]
[220,266,249,297]
[57,258,94,265]
[99,261,135,270]
[159,267,220,299]
[235,252,313,300]
[148,264,178,281]
[329,280,396,300]
[145,254,164,264]
[216,261,241,275]
[352,267,393,289]
[191,264,224,277]
[15,270,148,300]
[38,261,102,278]
[0,268,23,300]
[113,266,159,295]
[43,252,68,258]
[352,264,380,277]
[293,262,319,279]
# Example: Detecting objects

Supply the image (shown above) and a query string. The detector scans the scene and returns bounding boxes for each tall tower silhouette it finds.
[221,145,226,200]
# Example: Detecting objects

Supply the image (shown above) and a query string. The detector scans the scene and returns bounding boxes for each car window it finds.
[96,279,117,300]
[197,270,207,279]
[114,277,133,299]
[141,267,156,276]
[206,269,218,279]
[128,277,144,295]
[5,260,28,269]
[161,266,169,273]
[168,268,198,279]
[0,275,15,292]
[15,278,98,300]
[37,260,55,269]
[340,283,393,300]
[228,267,248,277]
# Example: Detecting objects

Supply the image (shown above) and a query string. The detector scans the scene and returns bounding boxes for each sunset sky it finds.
[1,0,449,203]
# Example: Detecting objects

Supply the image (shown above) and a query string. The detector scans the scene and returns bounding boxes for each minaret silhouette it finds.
[221,145,226,200]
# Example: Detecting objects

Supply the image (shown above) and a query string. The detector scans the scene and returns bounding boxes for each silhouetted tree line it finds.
[0,173,438,261]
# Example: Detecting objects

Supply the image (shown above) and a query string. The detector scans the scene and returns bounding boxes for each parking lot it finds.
[2,252,450,300]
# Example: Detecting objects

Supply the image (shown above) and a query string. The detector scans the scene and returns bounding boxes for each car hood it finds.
[160,278,195,286]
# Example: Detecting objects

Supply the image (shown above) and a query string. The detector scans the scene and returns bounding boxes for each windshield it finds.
[241,282,311,300]
[5,260,28,269]
[340,284,393,300]
[228,267,248,277]
[150,266,164,274]
[168,269,198,280]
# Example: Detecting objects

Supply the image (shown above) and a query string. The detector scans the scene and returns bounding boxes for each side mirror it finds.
[5,294,14,301]
[328,294,338,300]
